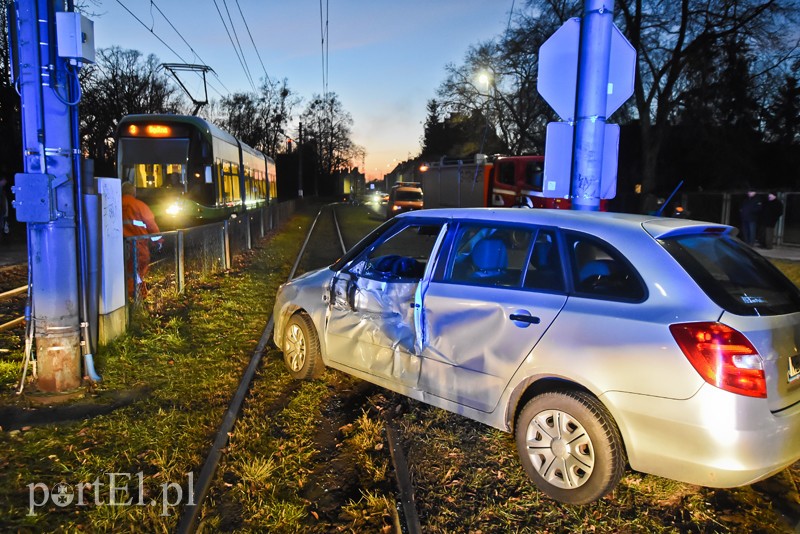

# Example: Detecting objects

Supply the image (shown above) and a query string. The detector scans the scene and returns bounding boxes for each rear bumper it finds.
[604,384,800,487]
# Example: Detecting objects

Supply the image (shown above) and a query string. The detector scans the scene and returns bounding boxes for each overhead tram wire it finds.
[506,0,516,38]
[221,0,257,92]
[212,0,257,92]
[149,0,232,95]
[235,0,271,86]
[214,0,257,92]
[114,0,226,99]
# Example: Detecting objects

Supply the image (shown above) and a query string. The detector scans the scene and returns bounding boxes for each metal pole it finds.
[222,220,231,270]
[297,122,304,198]
[12,0,82,391]
[571,0,614,211]
[176,230,185,293]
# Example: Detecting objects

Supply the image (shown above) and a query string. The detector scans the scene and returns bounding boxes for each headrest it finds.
[579,259,613,281]
[472,238,508,272]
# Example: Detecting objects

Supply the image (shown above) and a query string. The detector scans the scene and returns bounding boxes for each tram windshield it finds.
[119,138,189,190]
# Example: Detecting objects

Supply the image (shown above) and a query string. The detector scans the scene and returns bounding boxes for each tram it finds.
[116,114,277,228]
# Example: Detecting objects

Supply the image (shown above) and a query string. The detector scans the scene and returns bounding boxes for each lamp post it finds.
[476,69,494,156]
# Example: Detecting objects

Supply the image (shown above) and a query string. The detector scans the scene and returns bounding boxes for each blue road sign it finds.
[542,122,619,199]
[538,18,636,121]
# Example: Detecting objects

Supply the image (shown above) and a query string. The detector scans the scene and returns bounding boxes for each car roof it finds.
[396,208,733,239]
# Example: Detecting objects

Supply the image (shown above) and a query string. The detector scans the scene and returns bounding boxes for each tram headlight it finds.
[166,202,183,216]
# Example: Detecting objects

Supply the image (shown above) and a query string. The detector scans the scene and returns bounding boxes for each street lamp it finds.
[477,70,492,94]
[476,69,494,155]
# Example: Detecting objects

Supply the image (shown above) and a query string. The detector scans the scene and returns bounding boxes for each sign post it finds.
[537,2,636,209]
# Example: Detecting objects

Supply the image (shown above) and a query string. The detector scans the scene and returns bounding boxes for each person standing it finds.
[758,193,784,250]
[121,181,160,297]
[739,189,761,246]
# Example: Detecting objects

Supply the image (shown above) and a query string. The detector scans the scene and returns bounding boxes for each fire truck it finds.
[420,154,571,210]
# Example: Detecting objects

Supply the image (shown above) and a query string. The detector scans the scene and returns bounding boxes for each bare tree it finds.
[300,93,362,179]
[614,0,799,194]
[437,0,798,195]
[219,77,298,157]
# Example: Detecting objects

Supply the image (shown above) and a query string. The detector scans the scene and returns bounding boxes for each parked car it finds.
[386,183,423,219]
[274,208,800,504]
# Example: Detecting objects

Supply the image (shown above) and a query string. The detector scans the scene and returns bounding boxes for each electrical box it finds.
[12,173,54,223]
[55,12,95,64]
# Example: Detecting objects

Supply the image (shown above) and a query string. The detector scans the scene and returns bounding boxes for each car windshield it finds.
[661,234,800,316]
[395,190,423,201]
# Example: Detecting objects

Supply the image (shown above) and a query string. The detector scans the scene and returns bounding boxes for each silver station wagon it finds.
[273,208,800,504]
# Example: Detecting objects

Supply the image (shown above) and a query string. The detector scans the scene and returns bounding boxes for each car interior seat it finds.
[578,259,615,291]
[470,238,508,282]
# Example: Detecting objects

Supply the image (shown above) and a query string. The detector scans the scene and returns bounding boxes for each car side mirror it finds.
[330,273,355,310]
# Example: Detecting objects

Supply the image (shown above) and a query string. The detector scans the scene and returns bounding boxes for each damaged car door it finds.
[417,223,569,412]
[325,219,447,387]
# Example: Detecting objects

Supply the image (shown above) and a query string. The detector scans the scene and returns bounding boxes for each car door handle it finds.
[509,313,540,325]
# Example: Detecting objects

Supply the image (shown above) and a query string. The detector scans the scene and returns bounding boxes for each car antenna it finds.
[655,180,685,217]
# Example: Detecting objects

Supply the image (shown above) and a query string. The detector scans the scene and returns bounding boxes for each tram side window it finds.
[218,161,241,205]
[269,171,277,201]
[253,170,266,201]
[259,174,267,199]
[243,165,254,203]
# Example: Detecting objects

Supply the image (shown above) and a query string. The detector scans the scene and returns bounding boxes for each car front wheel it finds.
[515,391,626,505]
[283,313,324,380]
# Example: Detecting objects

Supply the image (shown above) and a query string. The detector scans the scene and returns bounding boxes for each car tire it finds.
[283,313,324,380]
[515,391,626,505]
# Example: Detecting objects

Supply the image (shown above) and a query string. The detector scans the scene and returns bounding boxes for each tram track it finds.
[178,203,420,533]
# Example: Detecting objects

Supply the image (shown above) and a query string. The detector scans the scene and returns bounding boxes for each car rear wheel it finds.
[283,313,324,380]
[515,391,626,505]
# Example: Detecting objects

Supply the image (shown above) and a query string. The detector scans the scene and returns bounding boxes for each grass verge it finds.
[0,211,312,531]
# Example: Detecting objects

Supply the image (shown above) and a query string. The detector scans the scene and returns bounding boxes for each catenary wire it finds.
[211,0,257,92]
[221,0,257,91]
[235,0,271,86]
[114,0,226,98]
[149,0,232,94]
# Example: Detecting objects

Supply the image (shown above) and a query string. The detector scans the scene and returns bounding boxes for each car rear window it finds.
[661,234,800,316]
[395,190,423,201]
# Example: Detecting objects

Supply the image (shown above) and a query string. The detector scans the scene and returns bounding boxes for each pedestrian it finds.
[758,193,784,250]
[739,189,761,246]
[0,176,9,242]
[121,181,160,297]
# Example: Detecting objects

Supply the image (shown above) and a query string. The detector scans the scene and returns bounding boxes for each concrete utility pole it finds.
[571,0,615,211]
[11,1,88,392]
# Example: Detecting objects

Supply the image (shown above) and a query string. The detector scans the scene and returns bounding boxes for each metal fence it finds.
[125,200,299,307]
[681,191,798,247]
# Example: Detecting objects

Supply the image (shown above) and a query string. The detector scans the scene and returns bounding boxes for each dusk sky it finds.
[93,1,515,181]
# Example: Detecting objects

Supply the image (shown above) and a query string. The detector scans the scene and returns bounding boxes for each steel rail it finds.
[177,208,324,534]
[0,285,28,301]
[331,204,421,534]
[179,204,420,533]
[0,285,28,332]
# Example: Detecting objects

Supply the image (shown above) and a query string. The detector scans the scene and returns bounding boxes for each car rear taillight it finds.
[670,322,766,398]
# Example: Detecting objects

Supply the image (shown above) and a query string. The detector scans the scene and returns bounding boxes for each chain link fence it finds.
[125,200,299,310]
